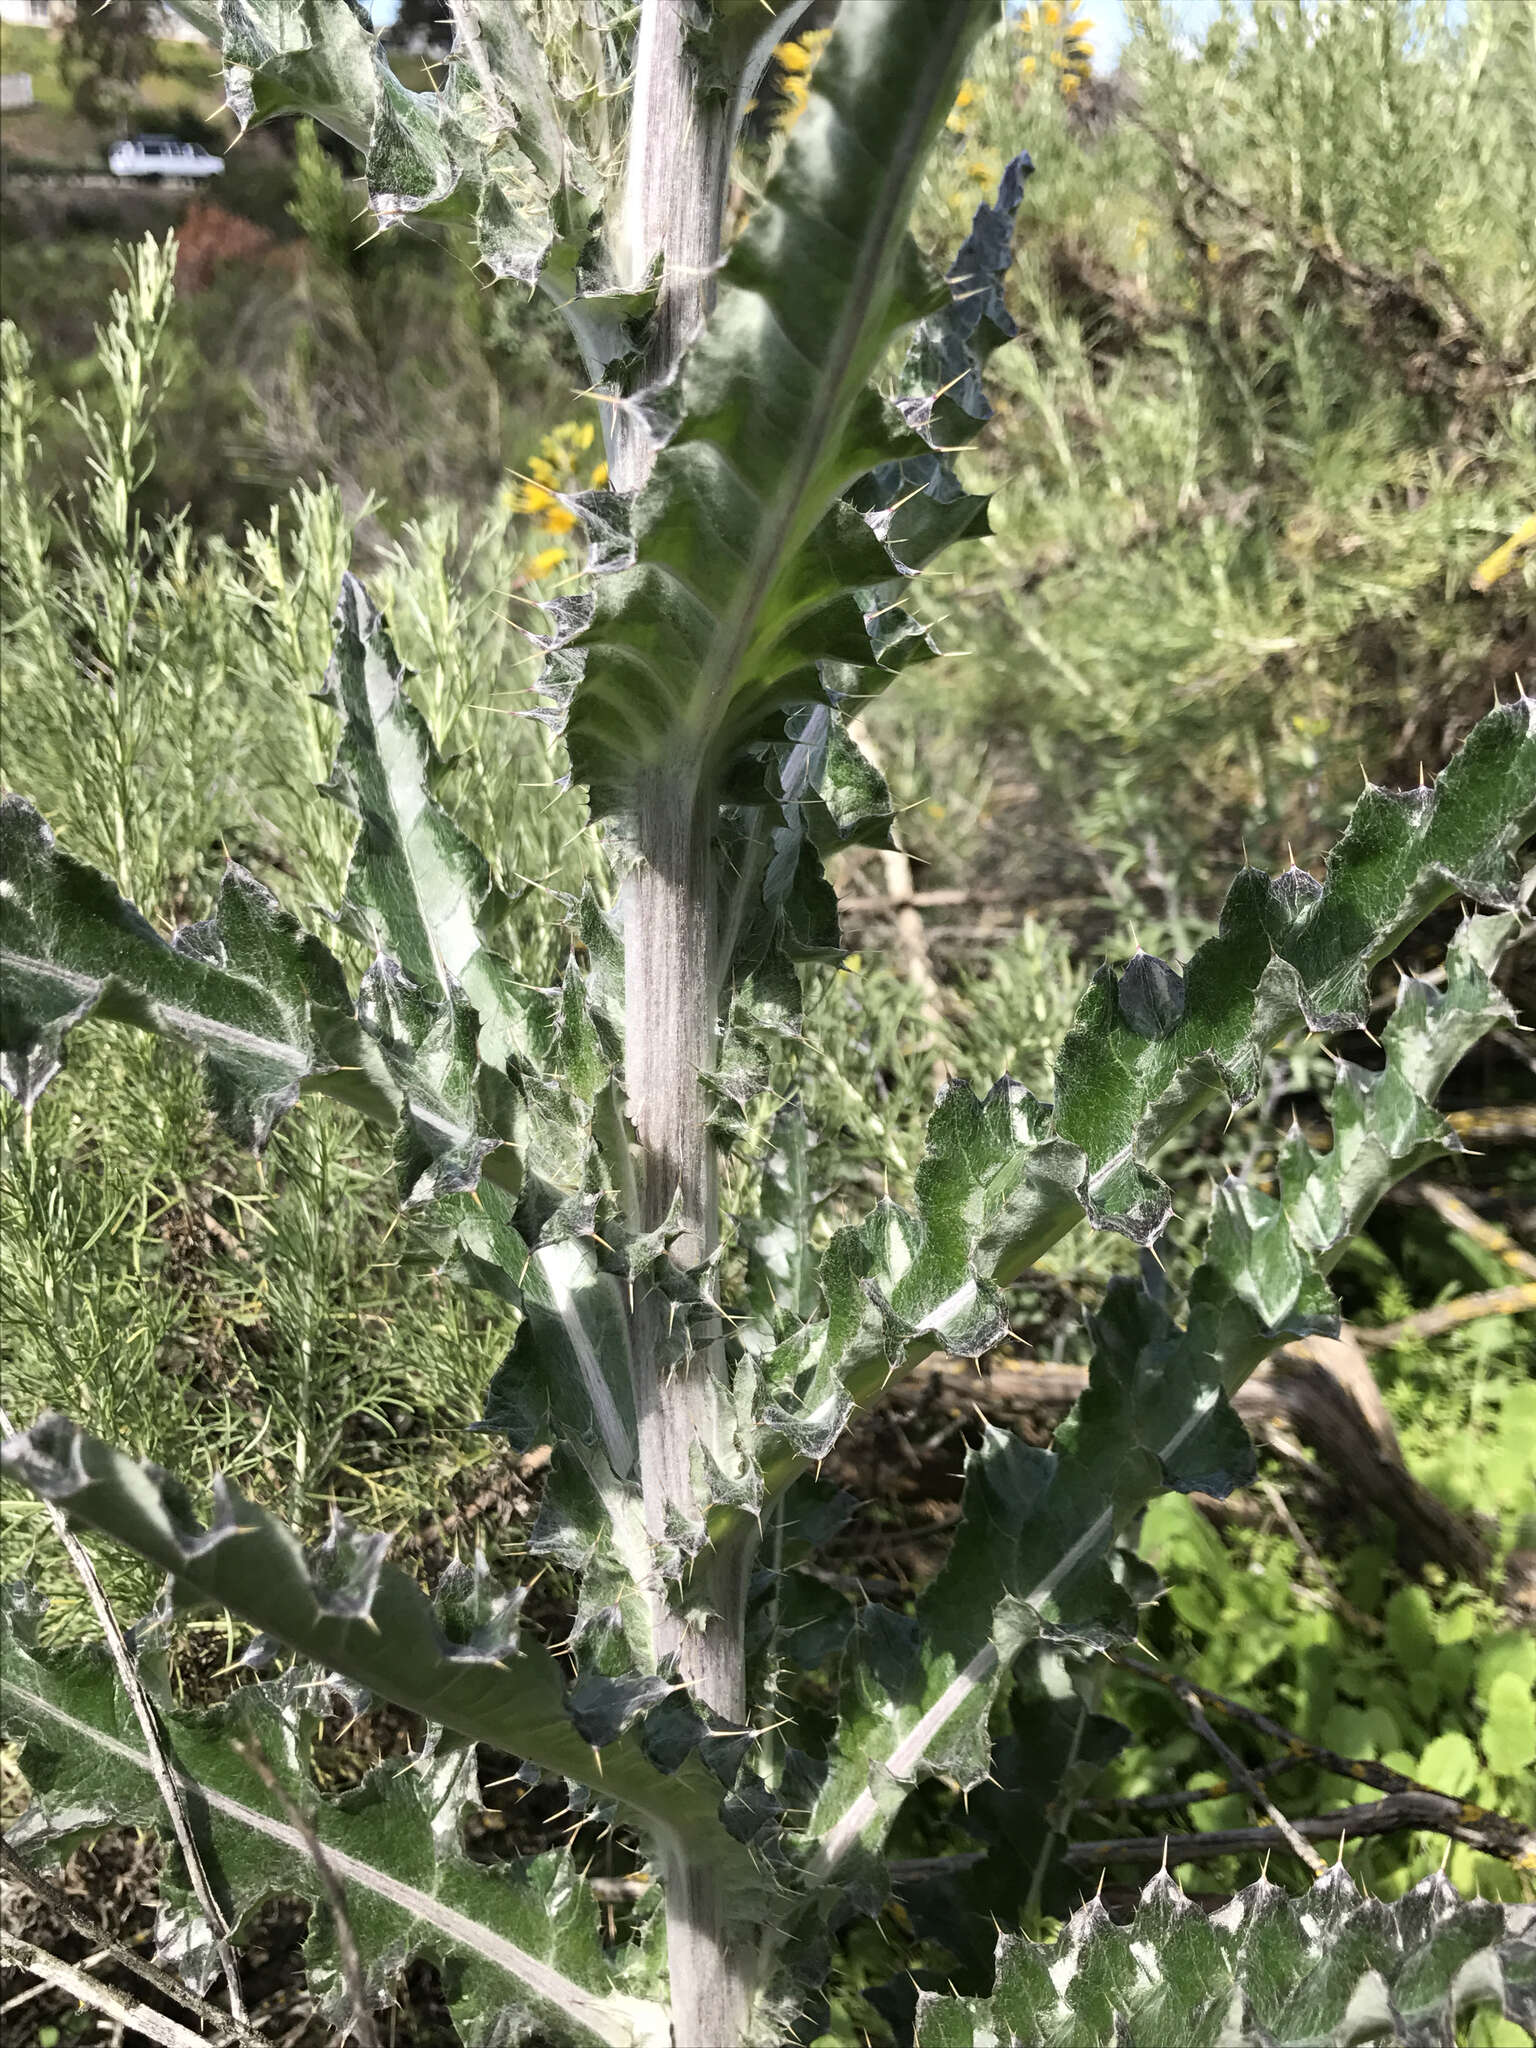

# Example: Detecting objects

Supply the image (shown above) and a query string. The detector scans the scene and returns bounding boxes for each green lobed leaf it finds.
[0,1417,776,1924]
[1050,698,1536,1242]
[913,1866,1535,2048]
[0,793,383,1146]
[740,1100,822,1353]
[802,904,1527,1876]
[746,700,1536,1520]
[0,1581,670,2048]
[459,1178,655,1668]
[546,0,994,821]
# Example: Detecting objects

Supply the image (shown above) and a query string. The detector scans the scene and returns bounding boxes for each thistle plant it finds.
[2,3,1534,2045]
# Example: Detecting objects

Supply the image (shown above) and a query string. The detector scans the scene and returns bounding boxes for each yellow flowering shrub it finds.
[1019,0,1094,95]
[502,418,607,577]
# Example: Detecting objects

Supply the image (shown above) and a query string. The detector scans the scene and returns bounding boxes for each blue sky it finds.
[1083,0,1225,64]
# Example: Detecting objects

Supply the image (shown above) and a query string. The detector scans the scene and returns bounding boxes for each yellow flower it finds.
[769,27,830,130]
[529,544,567,578]
[968,160,992,183]
[1205,240,1222,263]
[574,421,595,451]
[1043,1,1061,23]
[589,459,609,488]
[540,502,579,537]
[510,481,556,516]
[1061,71,1081,93]
[842,952,862,974]
[527,455,557,486]
[1472,512,1536,591]
[953,80,975,109]
[1020,53,1037,74]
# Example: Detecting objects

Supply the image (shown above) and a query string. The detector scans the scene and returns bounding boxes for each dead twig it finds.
[1170,1678,1325,1876]
[0,1841,267,2048]
[1078,1753,1302,1817]
[845,719,950,1092]
[836,886,1017,914]
[233,1737,379,2048]
[1064,1787,1536,1872]
[1414,1184,1536,1282]
[1356,1281,1536,1350]
[0,1931,215,2048]
[1446,1105,1536,1146]
[0,1405,247,2022]
[1107,1653,1536,1867]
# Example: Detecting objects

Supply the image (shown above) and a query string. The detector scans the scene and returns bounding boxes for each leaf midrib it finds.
[688,10,973,759]
[7,1672,669,2048]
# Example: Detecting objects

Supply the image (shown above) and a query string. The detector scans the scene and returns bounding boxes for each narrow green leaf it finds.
[322,574,550,1077]
[742,1102,821,1350]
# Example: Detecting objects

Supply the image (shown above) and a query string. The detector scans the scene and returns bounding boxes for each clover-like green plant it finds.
[3,4,1535,2044]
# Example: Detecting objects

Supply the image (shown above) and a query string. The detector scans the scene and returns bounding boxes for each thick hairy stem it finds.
[609,0,732,491]
[626,770,748,2044]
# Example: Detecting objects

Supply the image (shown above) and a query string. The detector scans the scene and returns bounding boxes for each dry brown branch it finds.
[1169,1678,1325,1875]
[1357,1281,1536,1349]
[0,1403,247,2021]
[0,1840,266,2048]
[1446,1104,1536,1146]
[1079,1753,1303,1817]
[1253,1342,1491,1580]
[1064,1789,1536,1872]
[0,1931,216,2048]
[1416,1184,1536,1280]
[836,886,1017,914]
[1107,1652,1536,1866]
[846,719,951,1091]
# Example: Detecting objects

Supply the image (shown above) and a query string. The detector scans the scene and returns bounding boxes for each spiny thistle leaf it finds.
[747,697,1536,1513]
[210,0,607,296]
[802,906,1526,1875]
[458,1177,656,1667]
[846,147,1032,577]
[0,793,383,1144]
[0,1418,776,1921]
[0,1583,671,2048]
[321,574,550,1077]
[1050,698,1536,1243]
[741,1100,821,1352]
[913,1866,1535,2048]
[545,0,995,821]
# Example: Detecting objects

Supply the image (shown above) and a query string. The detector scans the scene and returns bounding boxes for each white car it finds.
[108,135,225,180]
